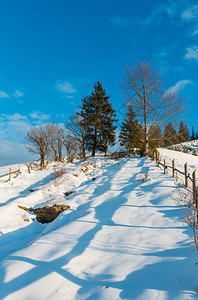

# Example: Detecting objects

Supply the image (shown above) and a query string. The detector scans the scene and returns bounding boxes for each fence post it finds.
[18,164,20,173]
[164,159,167,174]
[158,154,161,167]
[9,168,11,181]
[153,151,155,161]
[193,169,197,203]
[172,159,176,178]
[27,164,31,173]
[193,169,197,190]
[196,189,198,229]
[184,163,189,188]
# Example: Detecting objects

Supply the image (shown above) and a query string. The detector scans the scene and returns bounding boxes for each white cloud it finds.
[182,4,198,20]
[56,81,77,94]
[138,2,177,26]
[185,46,198,61]
[167,80,192,94]
[29,111,50,124]
[0,113,31,142]
[13,90,24,98]
[0,140,35,165]
[110,17,130,28]
[0,91,10,99]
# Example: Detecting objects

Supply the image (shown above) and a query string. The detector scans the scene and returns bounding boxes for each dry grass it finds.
[53,166,66,187]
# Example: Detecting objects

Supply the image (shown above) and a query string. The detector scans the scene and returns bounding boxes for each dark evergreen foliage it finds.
[149,125,163,150]
[119,105,142,150]
[79,81,117,156]
[178,121,190,143]
[164,122,179,146]
[191,126,196,140]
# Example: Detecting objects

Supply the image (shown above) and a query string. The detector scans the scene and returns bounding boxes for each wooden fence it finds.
[151,150,198,218]
[0,165,21,182]
[151,150,197,190]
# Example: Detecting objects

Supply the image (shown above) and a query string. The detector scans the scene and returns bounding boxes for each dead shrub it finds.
[136,171,149,182]
[81,166,89,173]
[53,166,66,186]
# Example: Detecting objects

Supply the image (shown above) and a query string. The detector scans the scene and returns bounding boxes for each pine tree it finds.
[149,125,163,150]
[178,121,186,142]
[164,122,179,146]
[191,126,196,140]
[178,121,190,142]
[119,105,141,150]
[184,124,190,142]
[79,81,117,156]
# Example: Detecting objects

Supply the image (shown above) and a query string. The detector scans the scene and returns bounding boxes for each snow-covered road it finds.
[0,157,198,299]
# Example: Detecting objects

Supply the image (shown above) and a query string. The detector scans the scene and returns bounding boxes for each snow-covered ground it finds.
[0,156,198,299]
[167,140,198,156]
[157,148,198,187]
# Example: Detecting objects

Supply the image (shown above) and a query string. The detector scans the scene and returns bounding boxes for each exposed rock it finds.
[64,191,74,196]
[18,204,70,224]
[29,188,36,192]
[24,218,29,222]
[92,177,96,181]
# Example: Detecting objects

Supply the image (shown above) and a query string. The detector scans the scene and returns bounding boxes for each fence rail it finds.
[151,150,197,190]
[0,165,21,182]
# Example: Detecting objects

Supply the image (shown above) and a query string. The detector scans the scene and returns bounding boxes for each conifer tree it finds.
[119,105,141,150]
[178,121,190,142]
[178,121,186,143]
[164,122,179,146]
[79,81,117,156]
[149,125,163,149]
[191,126,196,141]
[184,124,190,142]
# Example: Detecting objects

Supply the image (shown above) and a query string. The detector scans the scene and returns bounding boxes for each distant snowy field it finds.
[0,155,198,299]
[167,140,198,156]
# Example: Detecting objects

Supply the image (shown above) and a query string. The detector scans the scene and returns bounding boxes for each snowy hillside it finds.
[0,156,198,299]
[167,140,198,156]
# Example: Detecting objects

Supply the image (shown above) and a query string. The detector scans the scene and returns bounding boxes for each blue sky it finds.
[1,0,198,164]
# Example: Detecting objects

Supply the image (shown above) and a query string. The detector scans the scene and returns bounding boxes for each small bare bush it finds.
[53,166,66,187]
[81,166,89,173]
[175,188,198,249]
[136,171,149,182]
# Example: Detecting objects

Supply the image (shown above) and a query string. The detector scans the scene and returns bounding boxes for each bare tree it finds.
[176,188,198,249]
[26,124,51,169]
[122,61,185,155]
[48,123,64,162]
[63,134,78,163]
[65,112,86,159]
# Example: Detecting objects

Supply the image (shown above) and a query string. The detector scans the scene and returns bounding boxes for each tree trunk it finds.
[92,128,97,156]
[58,140,62,162]
[40,153,45,169]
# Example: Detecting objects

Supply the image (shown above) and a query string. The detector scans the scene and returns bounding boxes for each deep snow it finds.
[0,156,198,299]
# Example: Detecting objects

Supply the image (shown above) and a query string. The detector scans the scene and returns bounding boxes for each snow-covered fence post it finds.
[164,159,167,174]
[172,159,176,178]
[184,163,189,188]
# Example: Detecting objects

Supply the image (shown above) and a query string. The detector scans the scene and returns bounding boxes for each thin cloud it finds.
[166,80,192,94]
[110,17,130,28]
[56,81,77,94]
[138,1,177,27]
[13,90,24,98]
[29,111,50,124]
[182,4,198,20]
[0,91,10,99]
[185,46,198,61]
